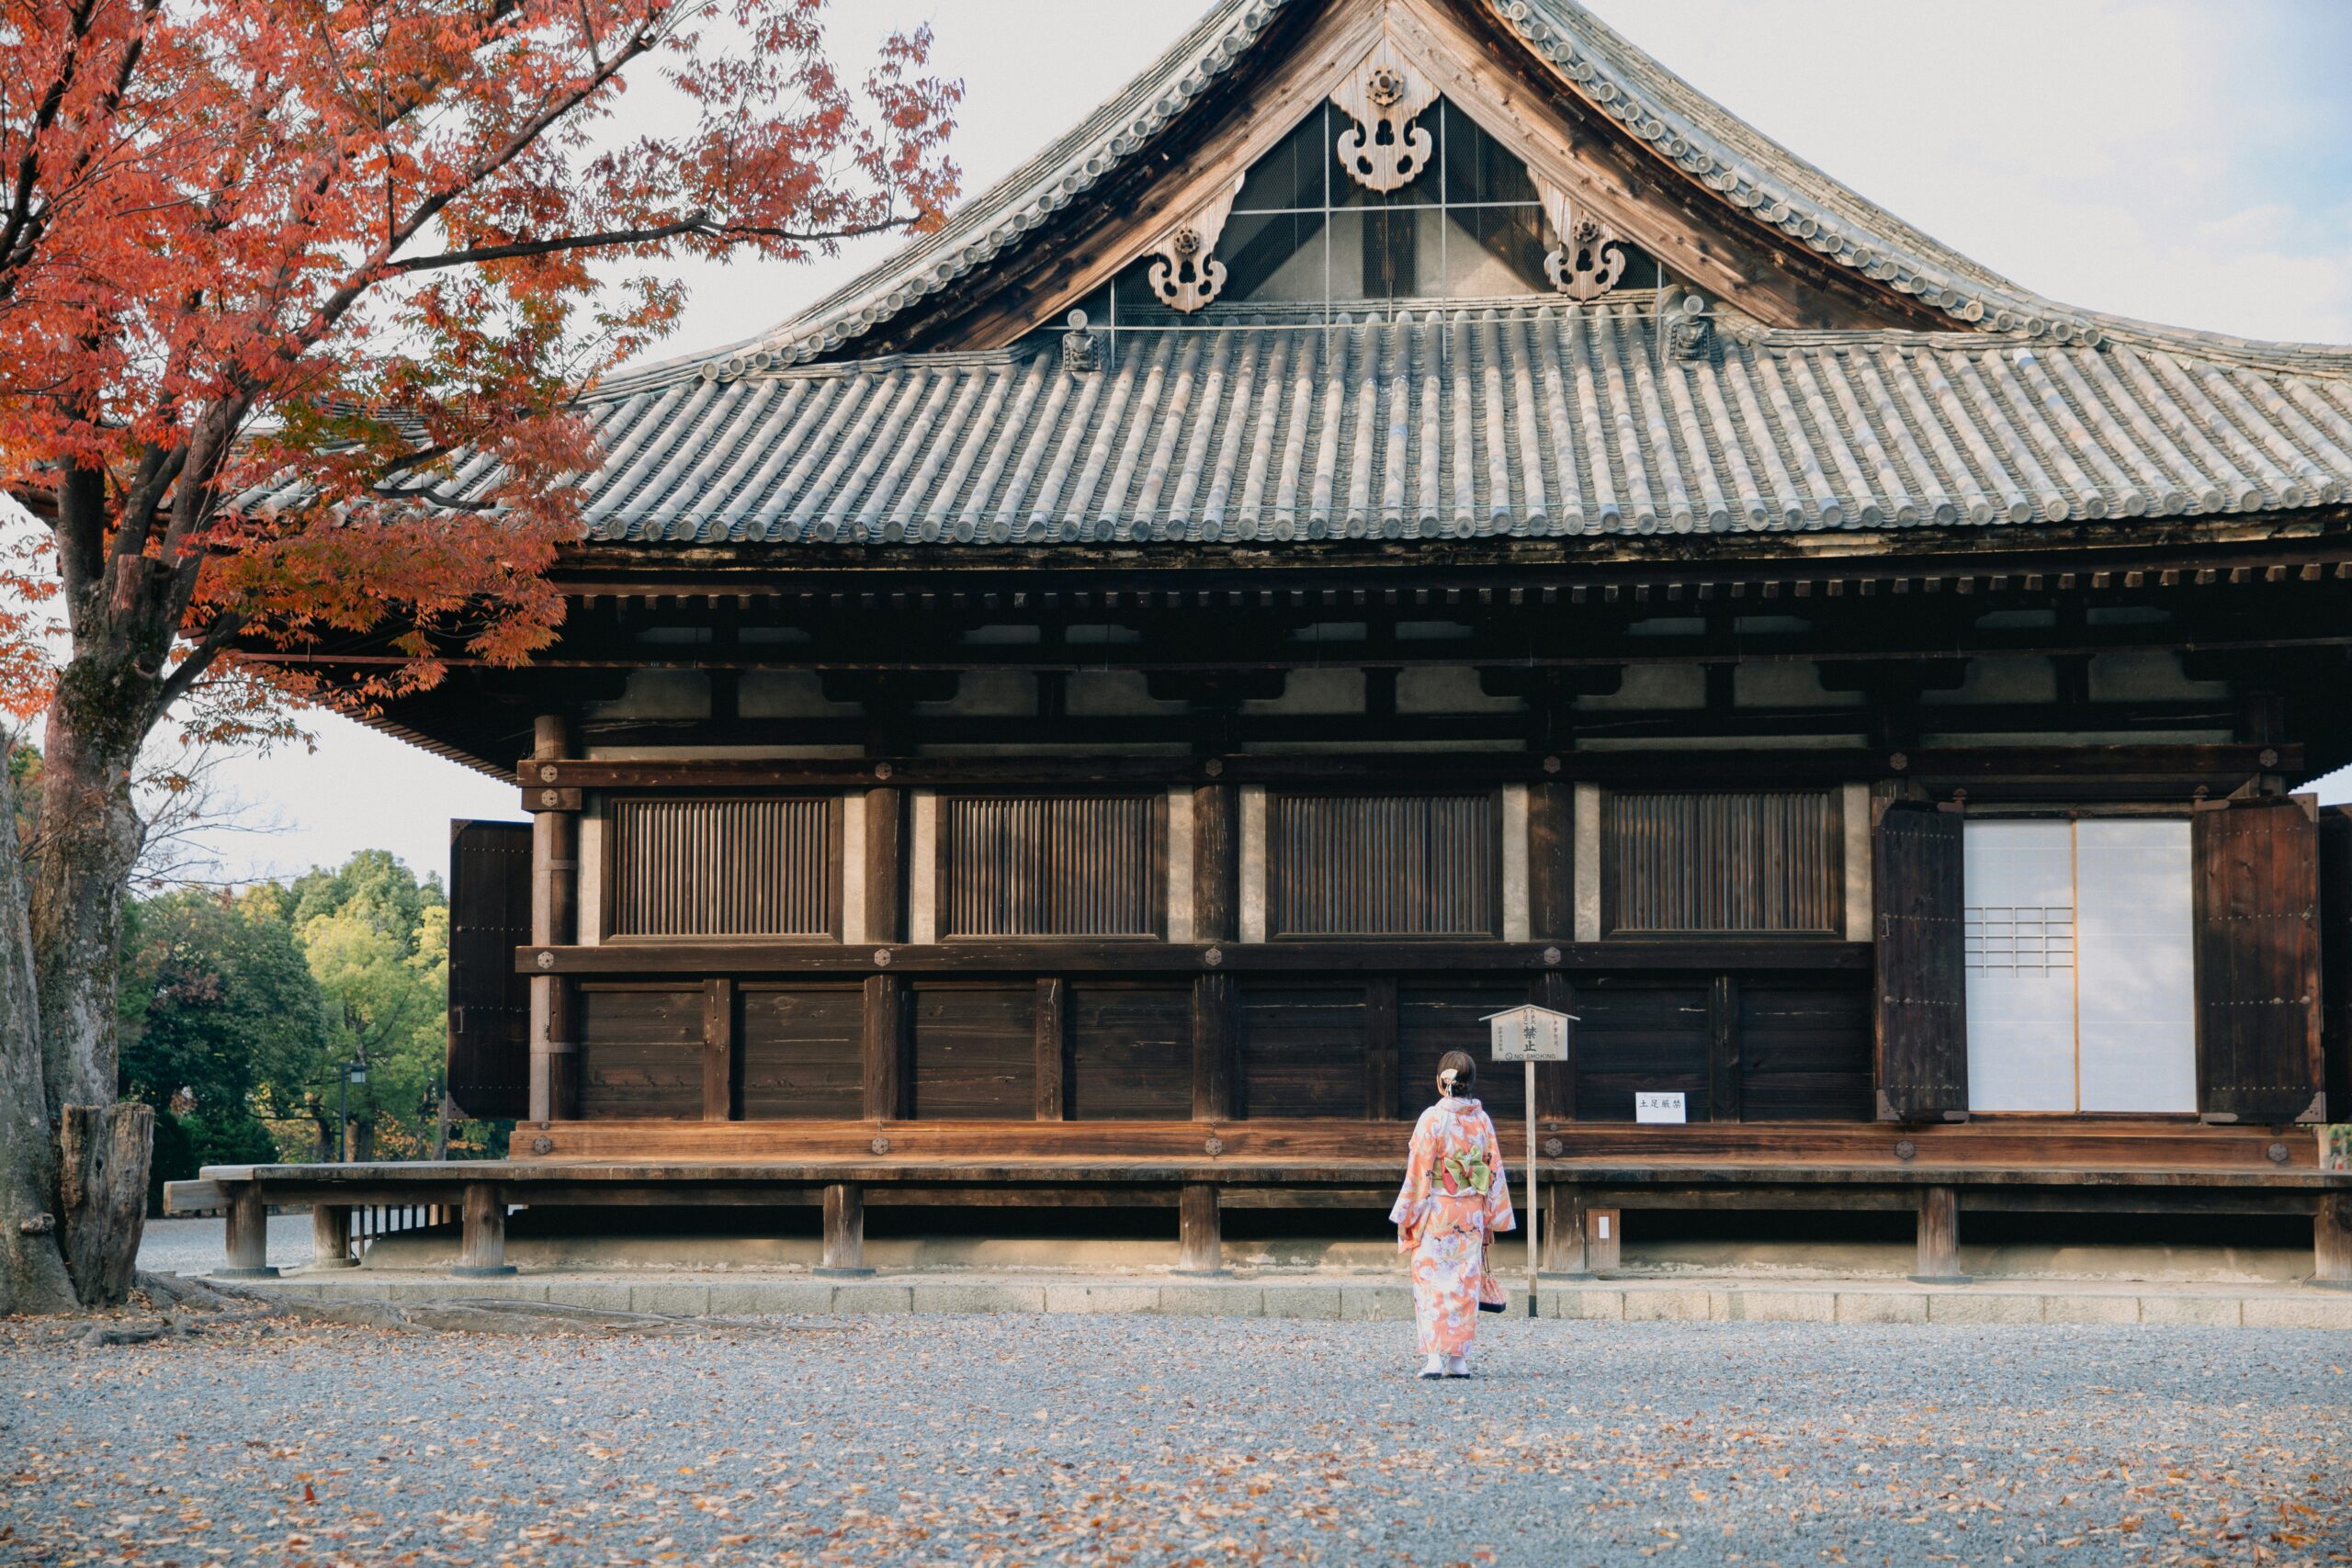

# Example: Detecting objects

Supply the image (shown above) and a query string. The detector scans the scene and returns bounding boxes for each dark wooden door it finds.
[447,819,533,1118]
[2323,807,2352,1124]
[1871,801,1967,1122]
[2194,795,2323,1122]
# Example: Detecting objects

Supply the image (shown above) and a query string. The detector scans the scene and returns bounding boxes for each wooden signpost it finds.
[1485,1004,1576,1315]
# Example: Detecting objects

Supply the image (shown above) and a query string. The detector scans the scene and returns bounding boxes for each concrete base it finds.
[220,1267,2352,1331]
[211,1266,279,1280]
[811,1266,875,1279]
[450,1265,516,1278]
[1908,1273,1973,1286]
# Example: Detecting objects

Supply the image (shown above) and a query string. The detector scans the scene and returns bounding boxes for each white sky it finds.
[187,0,2352,885]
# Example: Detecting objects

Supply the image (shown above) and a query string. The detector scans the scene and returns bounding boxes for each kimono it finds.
[1388,1096,1516,1357]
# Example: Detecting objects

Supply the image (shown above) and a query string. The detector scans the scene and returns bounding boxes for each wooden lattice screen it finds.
[610,797,839,938]
[1606,791,1843,935]
[1268,793,1498,937]
[940,795,1164,937]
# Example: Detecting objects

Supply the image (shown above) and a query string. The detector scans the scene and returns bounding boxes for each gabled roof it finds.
[610,0,2352,391]
[263,0,2352,549]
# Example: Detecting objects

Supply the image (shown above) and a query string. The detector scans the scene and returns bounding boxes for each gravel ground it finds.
[135,1214,312,1276]
[3,1312,2347,1567]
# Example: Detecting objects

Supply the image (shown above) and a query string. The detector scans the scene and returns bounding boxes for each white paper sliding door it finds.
[1963,822,2076,1111]
[1962,818,2196,1114]
[2074,821,2197,1112]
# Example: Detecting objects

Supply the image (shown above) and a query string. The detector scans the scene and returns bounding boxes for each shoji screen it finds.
[1962,818,2195,1113]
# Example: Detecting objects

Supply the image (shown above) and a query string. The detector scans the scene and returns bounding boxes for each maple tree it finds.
[0,0,958,1312]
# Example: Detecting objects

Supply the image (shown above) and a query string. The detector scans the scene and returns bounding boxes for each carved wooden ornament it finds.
[1148,176,1245,313]
[1539,178,1628,302]
[1330,41,1438,194]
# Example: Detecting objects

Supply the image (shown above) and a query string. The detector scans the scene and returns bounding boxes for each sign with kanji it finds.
[1484,1004,1574,1063]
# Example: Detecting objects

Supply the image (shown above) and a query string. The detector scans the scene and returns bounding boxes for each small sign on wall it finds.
[1634,1091,1687,1124]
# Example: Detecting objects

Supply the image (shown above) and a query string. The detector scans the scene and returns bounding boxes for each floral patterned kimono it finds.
[1389,1096,1516,1358]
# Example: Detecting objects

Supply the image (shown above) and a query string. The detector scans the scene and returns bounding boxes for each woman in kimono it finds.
[1389,1050,1515,1379]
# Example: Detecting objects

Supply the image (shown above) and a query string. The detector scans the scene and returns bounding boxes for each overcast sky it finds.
[186,0,2352,886]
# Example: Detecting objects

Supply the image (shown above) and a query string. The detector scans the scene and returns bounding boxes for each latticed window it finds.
[1603,791,1844,936]
[1267,792,1498,937]
[609,797,840,938]
[939,795,1165,938]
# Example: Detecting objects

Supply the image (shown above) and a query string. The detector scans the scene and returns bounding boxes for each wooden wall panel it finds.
[1068,984,1193,1120]
[1269,794,1498,936]
[1238,984,1369,1117]
[1739,984,1874,1121]
[447,819,533,1119]
[1397,984,1528,1121]
[576,985,704,1120]
[741,986,864,1119]
[611,797,838,937]
[1605,791,1842,935]
[2194,795,2324,1122]
[1873,802,1970,1122]
[941,795,1163,937]
[910,984,1037,1119]
[1569,986,1711,1121]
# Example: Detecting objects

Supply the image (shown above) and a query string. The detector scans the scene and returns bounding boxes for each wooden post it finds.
[1193,784,1237,943]
[1035,977,1066,1120]
[865,787,904,942]
[702,977,735,1121]
[2316,1191,2352,1290]
[1364,976,1398,1119]
[219,1182,276,1279]
[819,1183,872,1277]
[455,1183,514,1277]
[1192,973,1238,1121]
[1913,1184,1965,1282]
[1177,1183,1223,1275]
[309,1203,356,1270]
[862,976,907,1120]
[1542,1182,1589,1278]
[1531,972,1576,1122]
[1528,781,1574,941]
[1707,975,1742,1122]
[530,714,579,1122]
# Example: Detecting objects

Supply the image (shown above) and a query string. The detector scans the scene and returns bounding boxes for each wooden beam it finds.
[865,787,903,943]
[2319,1190,2352,1290]
[1035,977,1067,1122]
[1528,780,1574,941]
[1531,972,1576,1122]
[1193,784,1238,943]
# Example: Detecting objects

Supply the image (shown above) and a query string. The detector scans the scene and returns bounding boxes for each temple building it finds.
[192,0,2352,1284]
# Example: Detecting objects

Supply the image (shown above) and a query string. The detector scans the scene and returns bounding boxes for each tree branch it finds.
[384,214,910,273]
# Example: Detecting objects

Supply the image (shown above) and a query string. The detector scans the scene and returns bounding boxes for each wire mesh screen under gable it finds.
[1268,793,1498,937]
[941,795,1166,938]
[610,797,839,938]
[1604,791,1844,935]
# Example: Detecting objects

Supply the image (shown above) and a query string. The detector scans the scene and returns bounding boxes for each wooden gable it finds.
[842,0,1958,359]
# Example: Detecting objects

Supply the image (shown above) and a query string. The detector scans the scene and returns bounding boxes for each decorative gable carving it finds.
[1538,177,1626,302]
[1146,175,1245,313]
[1330,39,1438,194]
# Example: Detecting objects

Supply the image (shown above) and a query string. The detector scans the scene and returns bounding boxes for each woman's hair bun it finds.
[1437,1049,1476,1094]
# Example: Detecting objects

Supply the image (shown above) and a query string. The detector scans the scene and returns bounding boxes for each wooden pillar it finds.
[1584,1204,1621,1273]
[1364,976,1398,1119]
[1528,781,1574,942]
[309,1203,356,1270]
[1177,1183,1223,1275]
[530,714,579,1122]
[1707,976,1742,1122]
[1541,1182,1589,1278]
[702,978,735,1121]
[1192,974,1238,1121]
[219,1182,276,1278]
[2317,1191,2352,1290]
[1913,1185,1965,1283]
[819,1182,873,1276]
[455,1183,514,1277]
[865,787,904,943]
[1531,971,1576,1122]
[862,976,907,1120]
[1035,978,1066,1120]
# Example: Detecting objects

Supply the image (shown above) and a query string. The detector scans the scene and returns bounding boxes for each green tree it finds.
[117,888,326,1207]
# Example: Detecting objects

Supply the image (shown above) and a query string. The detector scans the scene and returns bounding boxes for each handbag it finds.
[1476,1243,1509,1313]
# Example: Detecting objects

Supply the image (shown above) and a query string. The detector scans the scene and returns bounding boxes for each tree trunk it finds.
[0,762,76,1315]
[59,1103,152,1303]
[28,651,158,1306]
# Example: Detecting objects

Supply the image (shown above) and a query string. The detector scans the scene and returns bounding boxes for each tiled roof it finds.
[483,305,2352,546]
